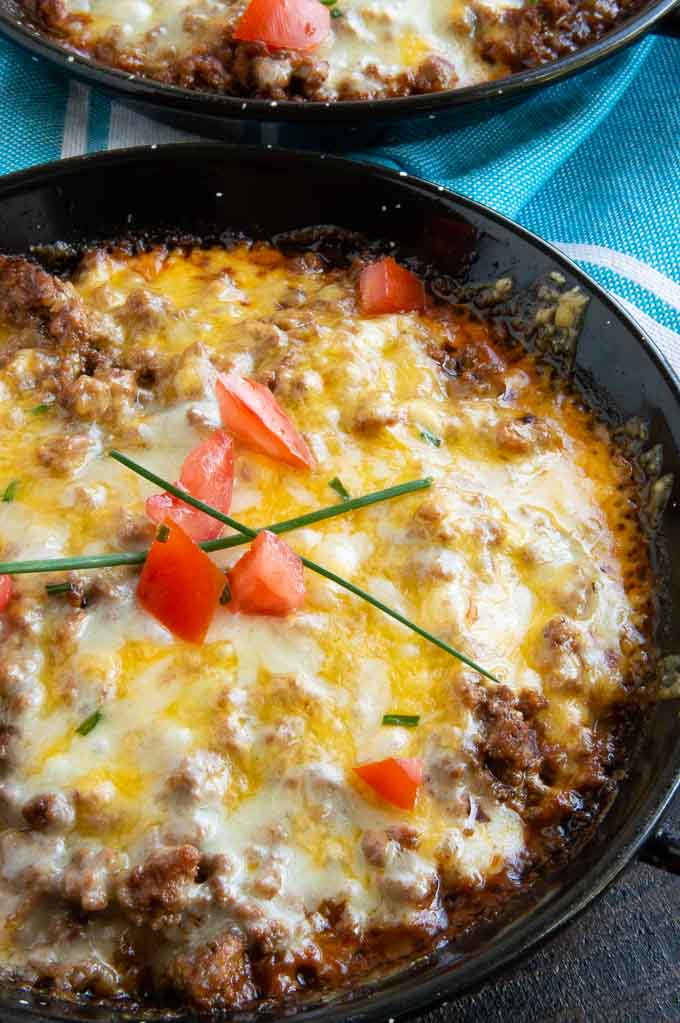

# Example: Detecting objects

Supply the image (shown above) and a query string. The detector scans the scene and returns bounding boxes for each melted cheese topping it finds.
[0,245,650,1003]
[53,0,517,95]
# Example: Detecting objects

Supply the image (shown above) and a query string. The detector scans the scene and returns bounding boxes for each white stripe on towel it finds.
[108,102,205,149]
[61,82,90,158]
[617,297,680,375]
[555,242,680,312]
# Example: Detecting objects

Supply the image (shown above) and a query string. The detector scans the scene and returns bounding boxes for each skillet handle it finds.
[638,827,680,874]
[652,3,680,35]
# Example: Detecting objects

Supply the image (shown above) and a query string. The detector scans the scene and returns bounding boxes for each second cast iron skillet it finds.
[0,145,677,1023]
[0,0,678,147]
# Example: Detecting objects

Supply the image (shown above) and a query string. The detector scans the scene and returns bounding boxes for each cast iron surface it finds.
[640,826,680,874]
[0,145,678,1022]
[0,0,678,147]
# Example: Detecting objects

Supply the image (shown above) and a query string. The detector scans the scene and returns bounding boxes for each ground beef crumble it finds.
[163,933,257,1011]
[116,845,202,929]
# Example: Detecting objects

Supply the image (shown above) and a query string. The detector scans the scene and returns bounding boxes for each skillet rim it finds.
[0,0,677,124]
[0,143,678,1023]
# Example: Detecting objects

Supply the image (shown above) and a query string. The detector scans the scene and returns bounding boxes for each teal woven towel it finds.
[0,31,678,360]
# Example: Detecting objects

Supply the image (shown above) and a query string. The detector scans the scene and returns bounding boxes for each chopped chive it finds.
[320,0,337,6]
[329,476,351,500]
[46,582,72,596]
[420,427,441,448]
[220,582,231,605]
[0,476,431,578]
[31,403,53,415]
[382,713,420,727]
[330,7,342,15]
[2,480,19,503]
[76,710,102,736]
[156,524,170,543]
[110,452,501,684]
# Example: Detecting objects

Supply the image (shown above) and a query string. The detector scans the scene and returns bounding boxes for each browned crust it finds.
[472,0,645,73]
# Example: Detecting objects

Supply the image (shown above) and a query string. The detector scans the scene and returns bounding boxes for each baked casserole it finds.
[0,238,658,1012]
[21,0,644,100]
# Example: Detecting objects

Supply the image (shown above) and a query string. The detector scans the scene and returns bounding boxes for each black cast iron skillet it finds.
[0,0,679,148]
[0,144,678,1023]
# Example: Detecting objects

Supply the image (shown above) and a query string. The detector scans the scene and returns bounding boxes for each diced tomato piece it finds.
[216,373,314,471]
[137,520,226,643]
[145,430,234,542]
[146,490,189,531]
[358,257,426,316]
[354,757,423,811]
[0,575,11,612]
[226,530,305,616]
[233,0,330,51]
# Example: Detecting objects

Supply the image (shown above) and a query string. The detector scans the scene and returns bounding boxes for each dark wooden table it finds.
[416,795,680,1023]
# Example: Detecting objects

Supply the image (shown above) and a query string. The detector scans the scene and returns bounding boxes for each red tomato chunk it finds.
[146,430,234,542]
[138,521,226,643]
[227,530,305,616]
[355,757,424,810]
[0,575,11,612]
[233,0,330,51]
[359,257,426,316]
[216,373,314,470]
